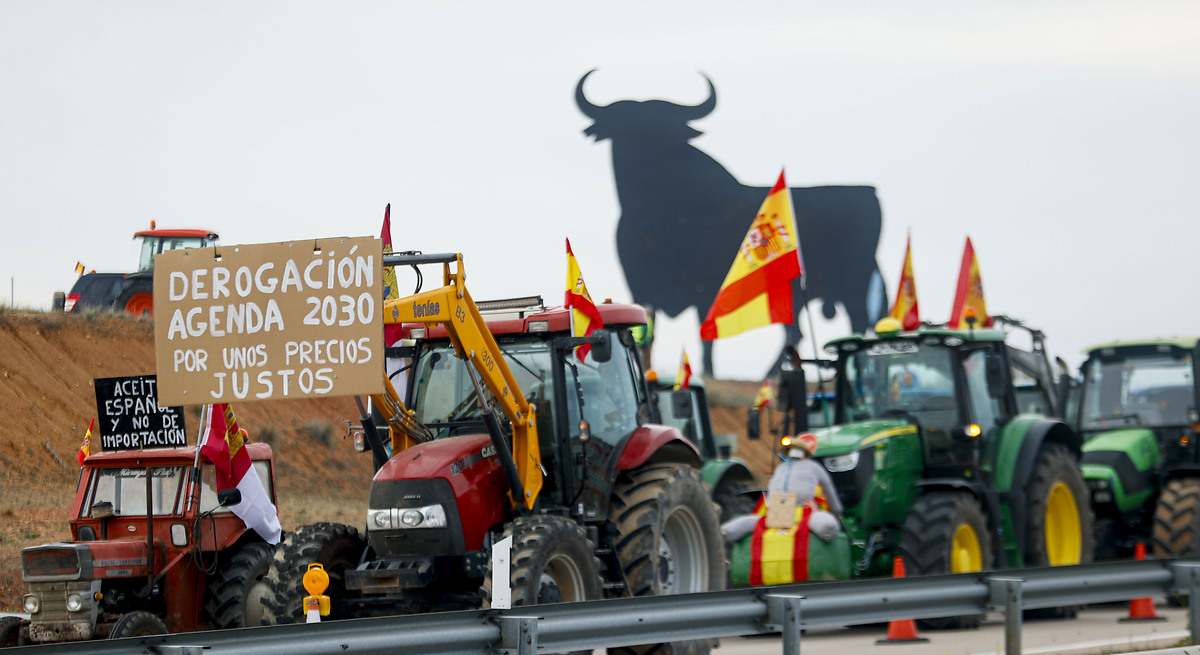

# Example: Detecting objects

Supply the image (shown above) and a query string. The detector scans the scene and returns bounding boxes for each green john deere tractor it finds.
[809,317,1093,626]
[1073,338,1200,560]
[649,376,759,522]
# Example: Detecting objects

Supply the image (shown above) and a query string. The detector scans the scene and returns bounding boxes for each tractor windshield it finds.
[839,341,959,428]
[1082,353,1195,429]
[410,339,557,438]
[137,236,211,271]
[83,466,187,517]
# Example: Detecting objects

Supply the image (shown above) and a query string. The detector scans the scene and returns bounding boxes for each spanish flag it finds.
[76,418,94,466]
[380,204,402,345]
[74,261,85,275]
[700,171,803,341]
[948,236,992,329]
[889,233,920,330]
[565,238,604,360]
[675,349,693,390]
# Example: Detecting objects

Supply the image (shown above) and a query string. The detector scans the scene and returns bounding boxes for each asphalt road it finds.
[715,606,1189,655]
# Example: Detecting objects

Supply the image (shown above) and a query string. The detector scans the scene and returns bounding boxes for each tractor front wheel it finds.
[480,515,603,608]
[205,541,275,629]
[1152,477,1200,558]
[0,616,24,647]
[1024,443,1093,619]
[109,611,168,639]
[609,464,724,655]
[898,491,991,629]
[259,523,365,624]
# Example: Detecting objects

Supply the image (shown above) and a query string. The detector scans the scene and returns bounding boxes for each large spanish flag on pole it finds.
[948,236,992,329]
[565,238,604,360]
[701,170,803,341]
[889,233,920,330]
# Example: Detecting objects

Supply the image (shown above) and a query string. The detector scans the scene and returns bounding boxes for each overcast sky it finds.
[2,1,1197,379]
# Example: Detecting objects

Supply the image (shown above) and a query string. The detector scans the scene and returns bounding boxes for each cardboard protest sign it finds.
[94,375,188,450]
[765,491,798,530]
[153,237,384,405]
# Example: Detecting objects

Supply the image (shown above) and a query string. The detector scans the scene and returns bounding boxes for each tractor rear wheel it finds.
[1152,477,1200,558]
[119,288,154,317]
[480,515,604,608]
[1023,443,1093,619]
[205,541,275,629]
[608,464,724,655]
[259,523,365,624]
[109,611,168,638]
[898,491,991,629]
[712,478,757,523]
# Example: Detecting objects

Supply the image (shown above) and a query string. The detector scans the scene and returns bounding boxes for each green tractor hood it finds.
[813,419,917,457]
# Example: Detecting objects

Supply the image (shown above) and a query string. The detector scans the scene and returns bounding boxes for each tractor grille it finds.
[26,579,99,642]
[367,479,464,557]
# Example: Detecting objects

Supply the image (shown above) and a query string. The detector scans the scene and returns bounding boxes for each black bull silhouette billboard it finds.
[576,70,887,376]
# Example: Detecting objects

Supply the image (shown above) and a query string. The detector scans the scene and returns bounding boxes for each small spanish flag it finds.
[675,349,693,390]
[74,262,86,275]
[564,238,604,360]
[76,418,94,466]
[948,237,992,329]
[889,233,920,330]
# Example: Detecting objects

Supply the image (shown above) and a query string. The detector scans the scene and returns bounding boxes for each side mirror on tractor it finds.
[746,407,761,440]
[217,488,242,507]
[670,389,694,420]
[589,330,612,363]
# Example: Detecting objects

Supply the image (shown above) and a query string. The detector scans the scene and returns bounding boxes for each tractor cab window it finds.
[962,348,1004,431]
[410,339,558,444]
[137,236,210,272]
[198,462,273,513]
[654,388,703,444]
[840,341,959,432]
[566,336,640,446]
[1082,353,1195,429]
[84,466,187,517]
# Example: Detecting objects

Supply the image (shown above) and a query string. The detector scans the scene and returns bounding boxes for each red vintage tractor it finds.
[54,222,218,316]
[259,255,726,654]
[2,444,276,646]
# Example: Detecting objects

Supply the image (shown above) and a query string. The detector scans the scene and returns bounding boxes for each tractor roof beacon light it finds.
[874,317,902,337]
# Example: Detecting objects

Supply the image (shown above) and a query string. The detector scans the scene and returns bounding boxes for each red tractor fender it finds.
[616,424,703,472]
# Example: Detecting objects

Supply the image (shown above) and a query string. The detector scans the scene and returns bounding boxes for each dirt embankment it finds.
[0,310,373,609]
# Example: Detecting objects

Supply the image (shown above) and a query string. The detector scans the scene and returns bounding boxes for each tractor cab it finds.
[16,445,275,645]
[1075,338,1200,558]
[133,224,219,272]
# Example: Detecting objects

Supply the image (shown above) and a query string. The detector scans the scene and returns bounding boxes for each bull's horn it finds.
[680,73,717,120]
[575,69,604,119]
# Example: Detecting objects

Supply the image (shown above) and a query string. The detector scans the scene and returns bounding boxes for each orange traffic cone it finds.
[1120,543,1167,623]
[877,556,931,644]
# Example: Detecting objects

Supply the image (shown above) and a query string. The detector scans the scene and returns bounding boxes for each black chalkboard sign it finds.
[93,375,188,451]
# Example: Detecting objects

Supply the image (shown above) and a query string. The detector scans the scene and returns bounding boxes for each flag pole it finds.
[785,170,831,426]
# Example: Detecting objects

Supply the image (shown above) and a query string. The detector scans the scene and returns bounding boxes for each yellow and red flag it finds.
[701,170,803,341]
[948,236,992,329]
[381,204,403,346]
[199,404,281,544]
[675,349,693,390]
[76,418,94,466]
[74,261,86,275]
[564,238,605,360]
[889,233,920,330]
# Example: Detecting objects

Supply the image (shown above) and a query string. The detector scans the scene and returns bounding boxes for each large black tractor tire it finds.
[0,616,24,647]
[259,523,365,624]
[481,515,604,608]
[898,491,992,630]
[608,464,725,655]
[1153,478,1200,558]
[109,611,168,638]
[1024,443,1094,619]
[205,541,275,629]
[712,478,758,524]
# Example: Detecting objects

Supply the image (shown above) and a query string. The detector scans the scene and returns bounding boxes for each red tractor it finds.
[2,444,276,646]
[54,222,219,316]
[259,255,725,654]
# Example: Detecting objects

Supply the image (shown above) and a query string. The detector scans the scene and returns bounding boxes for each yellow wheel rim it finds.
[950,522,983,573]
[1045,481,1082,566]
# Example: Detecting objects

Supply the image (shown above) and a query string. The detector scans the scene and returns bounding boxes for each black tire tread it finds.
[109,611,167,639]
[1153,477,1200,558]
[205,541,275,629]
[259,522,365,625]
[480,514,604,608]
[898,491,991,630]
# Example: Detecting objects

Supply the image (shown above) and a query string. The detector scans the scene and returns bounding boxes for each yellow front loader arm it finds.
[380,253,542,511]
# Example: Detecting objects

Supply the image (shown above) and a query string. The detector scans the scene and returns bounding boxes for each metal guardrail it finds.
[9,558,1200,655]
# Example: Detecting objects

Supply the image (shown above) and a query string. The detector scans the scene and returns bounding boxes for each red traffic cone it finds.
[877,556,931,644]
[1120,542,1167,623]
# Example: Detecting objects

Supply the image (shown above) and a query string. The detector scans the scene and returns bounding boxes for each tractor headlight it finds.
[22,594,40,614]
[823,451,860,473]
[367,504,447,530]
[66,593,84,612]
